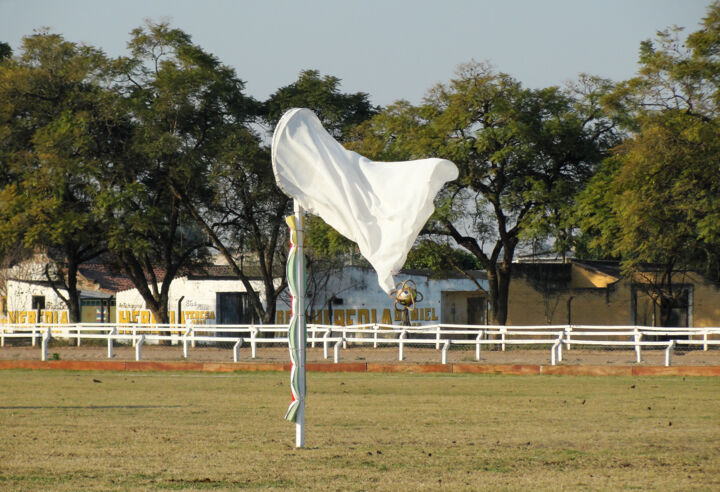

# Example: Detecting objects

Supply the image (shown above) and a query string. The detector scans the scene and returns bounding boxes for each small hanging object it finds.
[390,279,424,326]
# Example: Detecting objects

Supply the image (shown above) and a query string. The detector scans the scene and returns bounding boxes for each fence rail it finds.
[1,322,719,367]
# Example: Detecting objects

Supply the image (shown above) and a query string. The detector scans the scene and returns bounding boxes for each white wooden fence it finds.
[1,322,719,367]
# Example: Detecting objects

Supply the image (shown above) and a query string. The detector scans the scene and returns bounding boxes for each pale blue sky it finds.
[0,0,712,106]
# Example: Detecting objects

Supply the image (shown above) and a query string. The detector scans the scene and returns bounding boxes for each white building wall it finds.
[276,267,487,327]
[2,280,70,324]
[6,280,67,311]
[115,277,269,325]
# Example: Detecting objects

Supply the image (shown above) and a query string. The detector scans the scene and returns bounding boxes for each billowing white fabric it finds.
[271,108,458,293]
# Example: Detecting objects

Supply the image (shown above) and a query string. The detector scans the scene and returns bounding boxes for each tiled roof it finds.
[78,263,136,293]
[185,264,284,280]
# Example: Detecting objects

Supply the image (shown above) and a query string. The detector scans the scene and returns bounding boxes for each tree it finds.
[189,69,377,325]
[99,22,258,324]
[0,31,116,322]
[576,2,720,323]
[265,69,377,141]
[0,42,11,62]
[352,61,616,324]
[404,240,479,271]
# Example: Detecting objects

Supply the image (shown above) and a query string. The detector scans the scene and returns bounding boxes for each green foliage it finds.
[354,61,614,323]
[304,215,355,258]
[96,21,263,322]
[265,69,377,141]
[404,240,479,271]
[0,31,116,321]
[0,42,10,63]
[576,2,720,283]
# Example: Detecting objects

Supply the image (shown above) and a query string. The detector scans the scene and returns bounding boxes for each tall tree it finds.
[0,31,117,322]
[352,62,616,324]
[265,69,377,141]
[100,22,258,324]
[189,69,377,324]
[576,3,720,322]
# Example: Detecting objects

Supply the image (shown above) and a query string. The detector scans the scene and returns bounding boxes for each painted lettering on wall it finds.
[0,310,69,324]
[117,309,216,325]
[275,307,438,326]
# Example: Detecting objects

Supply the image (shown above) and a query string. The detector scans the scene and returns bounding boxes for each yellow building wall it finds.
[506,268,720,327]
[505,278,633,326]
[687,278,720,327]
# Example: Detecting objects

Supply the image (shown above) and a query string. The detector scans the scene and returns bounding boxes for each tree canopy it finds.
[577,2,720,283]
[351,61,616,324]
[93,22,265,324]
[0,31,116,321]
[2,5,719,329]
[575,2,720,324]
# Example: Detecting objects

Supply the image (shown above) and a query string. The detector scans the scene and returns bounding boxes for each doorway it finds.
[216,292,255,325]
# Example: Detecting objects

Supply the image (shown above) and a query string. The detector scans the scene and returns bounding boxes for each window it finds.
[633,285,692,328]
[31,296,45,311]
[216,292,256,325]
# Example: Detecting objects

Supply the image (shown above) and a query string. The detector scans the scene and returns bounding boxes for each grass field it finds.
[1,370,719,491]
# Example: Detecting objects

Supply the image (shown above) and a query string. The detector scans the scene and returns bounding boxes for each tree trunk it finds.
[65,257,82,325]
[170,185,269,322]
[145,298,172,345]
[486,265,511,325]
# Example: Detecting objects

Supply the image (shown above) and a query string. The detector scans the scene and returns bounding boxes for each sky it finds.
[0,0,713,107]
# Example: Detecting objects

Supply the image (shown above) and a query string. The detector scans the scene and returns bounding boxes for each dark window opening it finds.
[31,296,45,311]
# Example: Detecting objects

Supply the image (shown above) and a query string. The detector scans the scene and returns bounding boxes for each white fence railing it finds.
[1,323,719,367]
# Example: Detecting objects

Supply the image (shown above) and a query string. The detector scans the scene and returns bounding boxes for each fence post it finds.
[135,334,145,361]
[501,327,506,352]
[435,325,441,350]
[665,340,675,367]
[183,326,193,359]
[703,330,708,351]
[41,327,50,361]
[557,337,563,362]
[187,320,195,348]
[634,328,641,363]
[334,340,341,363]
[564,325,572,351]
[107,327,116,358]
[251,327,258,358]
[323,329,331,359]
[233,338,243,363]
[475,331,483,361]
[398,330,407,361]
[373,324,378,348]
[441,340,450,365]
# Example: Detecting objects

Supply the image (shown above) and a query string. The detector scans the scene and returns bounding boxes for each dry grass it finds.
[0,370,719,491]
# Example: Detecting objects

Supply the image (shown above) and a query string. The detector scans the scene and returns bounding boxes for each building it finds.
[276,266,489,327]
[4,258,719,328]
[114,266,270,326]
[1,261,130,324]
[506,260,720,327]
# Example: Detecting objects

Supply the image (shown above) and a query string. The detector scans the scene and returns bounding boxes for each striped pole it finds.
[284,202,307,448]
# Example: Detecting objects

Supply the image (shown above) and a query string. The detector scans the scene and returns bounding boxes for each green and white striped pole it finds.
[285,201,307,448]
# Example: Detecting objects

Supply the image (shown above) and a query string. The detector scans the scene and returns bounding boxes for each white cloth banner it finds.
[271,108,458,293]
